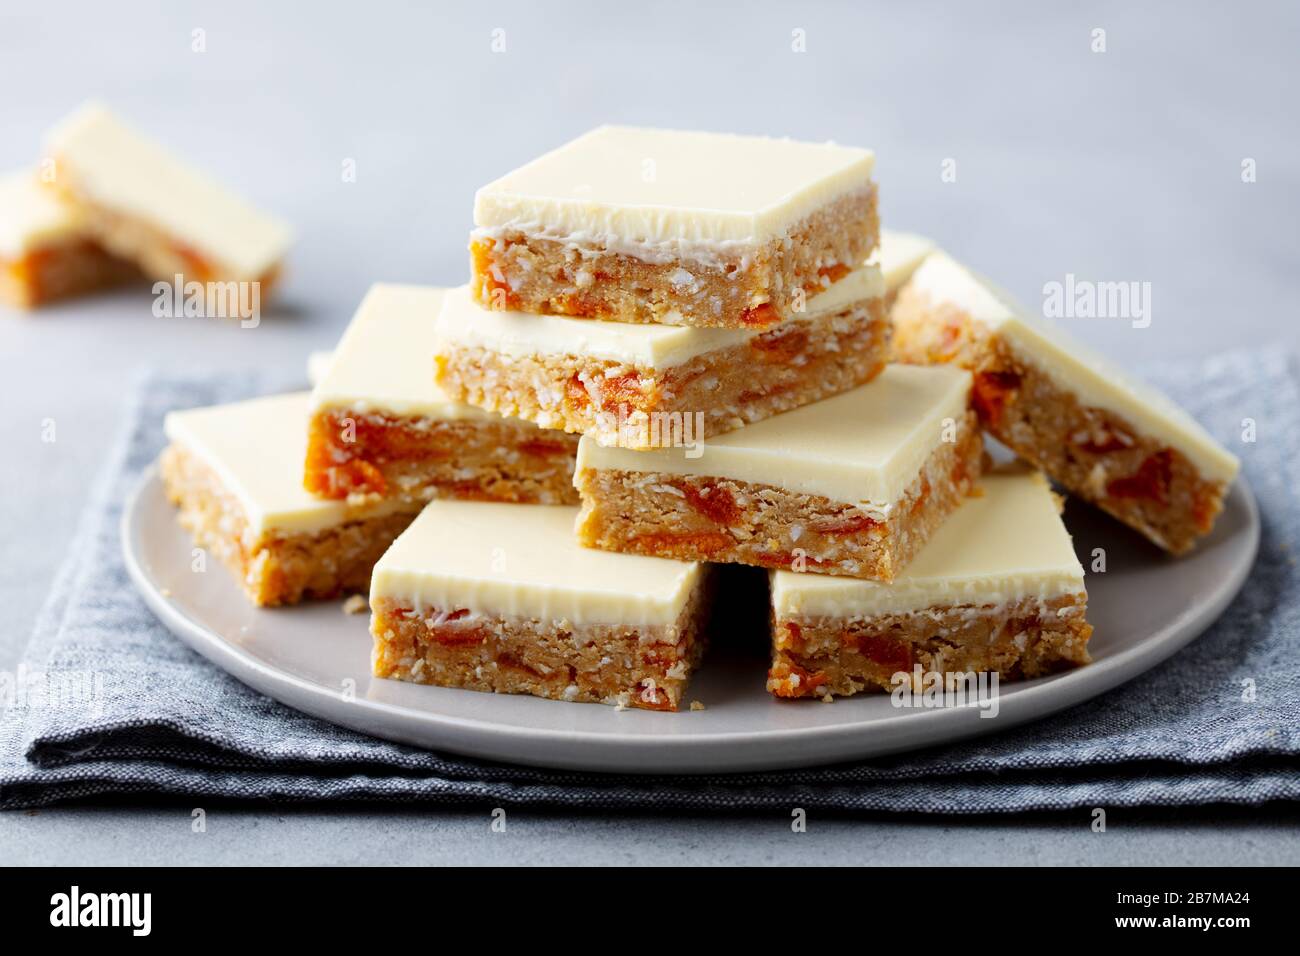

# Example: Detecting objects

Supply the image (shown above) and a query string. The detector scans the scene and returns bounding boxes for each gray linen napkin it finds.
[1,350,1297,812]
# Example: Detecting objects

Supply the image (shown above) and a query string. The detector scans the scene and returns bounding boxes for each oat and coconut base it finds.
[471,126,878,329]
[162,392,421,607]
[574,364,983,581]
[435,264,889,449]
[370,501,710,711]
[768,466,1092,700]
[892,250,1239,554]
[305,283,578,505]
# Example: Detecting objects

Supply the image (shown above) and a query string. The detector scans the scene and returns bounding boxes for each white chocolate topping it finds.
[871,229,937,294]
[575,364,973,513]
[312,284,492,421]
[164,392,411,537]
[474,126,875,253]
[0,169,84,258]
[44,103,293,280]
[907,250,1239,484]
[306,350,334,387]
[370,502,703,627]
[772,466,1086,618]
[434,264,881,369]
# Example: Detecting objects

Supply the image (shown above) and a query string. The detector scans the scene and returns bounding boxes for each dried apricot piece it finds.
[564,373,591,411]
[768,661,827,698]
[856,634,912,673]
[779,621,804,651]
[518,438,572,458]
[309,457,386,497]
[597,371,648,411]
[739,302,780,326]
[810,512,879,536]
[673,480,741,526]
[817,263,852,284]
[635,680,676,710]
[428,622,489,647]
[750,326,809,363]
[631,531,733,556]
[470,239,518,310]
[1107,450,1173,505]
[972,370,1022,427]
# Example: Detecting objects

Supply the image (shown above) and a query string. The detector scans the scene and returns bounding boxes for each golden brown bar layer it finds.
[892,287,1229,554]
[1,239,136,308]
[370,577,711,711]
[470,186,878,329]
[161,444,417,607]
[575,410,982,580]
[437,299,890,448]
[767,593,1092,699]
[304,409,580,505]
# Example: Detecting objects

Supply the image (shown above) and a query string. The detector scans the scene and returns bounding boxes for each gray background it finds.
[2,0,1296,865]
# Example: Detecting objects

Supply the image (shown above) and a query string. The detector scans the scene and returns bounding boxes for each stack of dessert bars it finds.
[159,126,1240,711]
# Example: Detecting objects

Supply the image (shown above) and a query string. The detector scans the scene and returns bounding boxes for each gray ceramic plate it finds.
[122,467,1258,774]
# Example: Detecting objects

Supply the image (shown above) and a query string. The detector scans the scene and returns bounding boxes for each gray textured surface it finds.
[1,0,1296,864]
[6,805,1300,867]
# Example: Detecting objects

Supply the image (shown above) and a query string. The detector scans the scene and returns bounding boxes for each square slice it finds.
[768,465,1092,699]
[162,392,421,607]
[436,265,890,449]
[870,228,936,309]
[471,125,878,329]
[43,103,292,288]
[575,364,984,581]
[370,502,711,710]
[305,284,579,505]
[893,250,1239,554]
[1,169,135,308]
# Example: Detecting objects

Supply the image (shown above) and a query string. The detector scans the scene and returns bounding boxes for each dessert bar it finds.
[471,125,878,329]
[574,364,983,580]
[768,466,1092,699]
[43,103,293,289]
[893,250,1239,553]
[370,501,710,710]
[162,392,420,607]
[435,265,889,449]
[0,169,135,308]
[305,284,579,505]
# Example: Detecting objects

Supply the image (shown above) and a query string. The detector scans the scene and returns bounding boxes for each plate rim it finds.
[121,465,1260,773]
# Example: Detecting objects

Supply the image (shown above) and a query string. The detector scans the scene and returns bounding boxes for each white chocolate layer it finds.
[164,392,411,537]
[474,126,875,257]
[44,103,293,281]
[871,229,936,294]
[772,466,1086,618]
[371,502,703,627]
[907,250,1239,484]
[435,264,881,369]
[0,169,84,258]
[312,284,492,421]
[306,350,334,387]
[575,364,972,513]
